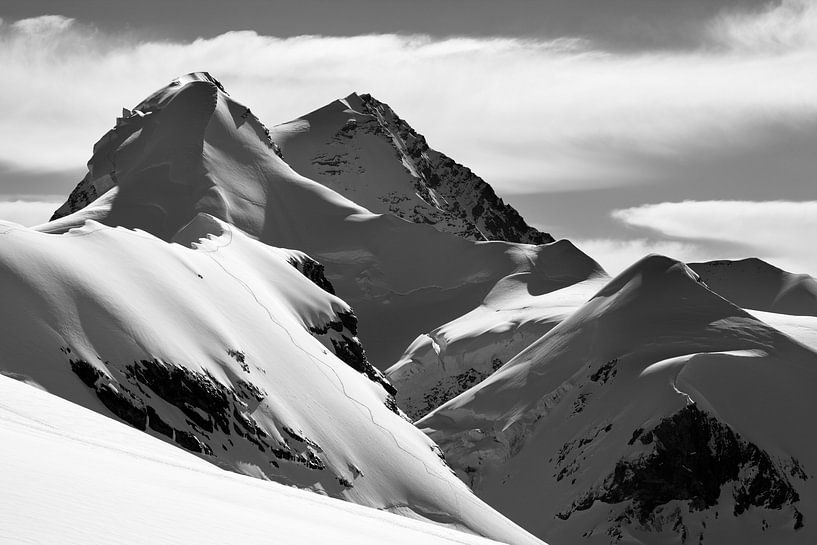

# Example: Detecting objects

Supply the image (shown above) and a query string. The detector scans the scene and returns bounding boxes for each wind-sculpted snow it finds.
[45,72,595,366]
[0,374,518,545]
[420,255,817,544]
[272,92,552,245]
[0,216,542,545]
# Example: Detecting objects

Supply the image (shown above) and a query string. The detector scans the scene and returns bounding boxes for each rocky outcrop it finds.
[353,93,553,244]
[559,404,806,542]
[69,355,330,471]
[286,251,399,403]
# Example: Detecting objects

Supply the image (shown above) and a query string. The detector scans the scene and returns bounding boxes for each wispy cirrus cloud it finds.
[1,1,817,196]
[613,200,817,275]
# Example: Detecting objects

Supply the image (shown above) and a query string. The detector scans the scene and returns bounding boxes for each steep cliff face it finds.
[273,92,552,244]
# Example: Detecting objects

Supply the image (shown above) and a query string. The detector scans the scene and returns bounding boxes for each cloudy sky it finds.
[1,0,815,274]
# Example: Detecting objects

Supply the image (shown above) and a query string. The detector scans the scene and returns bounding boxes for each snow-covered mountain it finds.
[0,373,510,545]
[419,256,817,544]
[688,258,817,317]
[7,70,815,545]
[0,73,552,544]
[387,240,606,419]
[0,213,541,544]
[271,92,552,244]
[44,73,586,368]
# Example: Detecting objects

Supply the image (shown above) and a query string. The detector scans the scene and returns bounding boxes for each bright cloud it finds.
[0,200,62,226]
[1,2,817,194]
[613,200,817,275]
[573,238,715,276]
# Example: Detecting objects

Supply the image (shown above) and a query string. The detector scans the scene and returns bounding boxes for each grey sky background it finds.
[0,0,815,275]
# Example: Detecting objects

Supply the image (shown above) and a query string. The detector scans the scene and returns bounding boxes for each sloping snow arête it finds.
[0,215,541,545]
[419,256,817,544]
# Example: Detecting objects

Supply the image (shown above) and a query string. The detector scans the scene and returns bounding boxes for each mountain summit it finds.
[272,92,553,244]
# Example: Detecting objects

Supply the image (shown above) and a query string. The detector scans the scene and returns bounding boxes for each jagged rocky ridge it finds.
[273,92,552,244]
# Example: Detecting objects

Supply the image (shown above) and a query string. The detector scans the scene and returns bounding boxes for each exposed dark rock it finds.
[561,404,802,532]
[147,406,174,438]
[346,93,553,245]
[287,255,335,295]
[126,359,232,434]
[590,358,618,384]
[66,355,328,473]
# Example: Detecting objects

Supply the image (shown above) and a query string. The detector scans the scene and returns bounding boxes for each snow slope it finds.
[387,241,607,419]
[689,258,817,317]
[0,216,541,545]
[419,256,817,544]
[45,73,592,367]
[272,92,552,244]
[0,373,510,545]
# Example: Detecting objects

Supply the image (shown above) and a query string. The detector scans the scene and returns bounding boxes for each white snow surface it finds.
[0,215,541,545]
[390,254,817,420]
[388,242,607,419]
[419,255,817,544]
[0,373,508,545]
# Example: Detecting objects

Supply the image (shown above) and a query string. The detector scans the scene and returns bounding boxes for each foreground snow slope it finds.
[46,73,594,366]
[0,374,508,545]
[420,256,817,544]
[0,216,540,545]
[272,92,551,244]
[689,258,817,317]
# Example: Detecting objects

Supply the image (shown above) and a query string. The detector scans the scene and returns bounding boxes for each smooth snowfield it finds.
[0,216,541,545]
[420,256,817,544]
[0,375,507,545]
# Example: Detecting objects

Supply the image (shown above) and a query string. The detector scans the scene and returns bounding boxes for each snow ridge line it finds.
[192,223,519,530]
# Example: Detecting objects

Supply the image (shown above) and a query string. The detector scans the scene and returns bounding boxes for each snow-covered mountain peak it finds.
[272,91,553,244]
[419,253,817,543]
